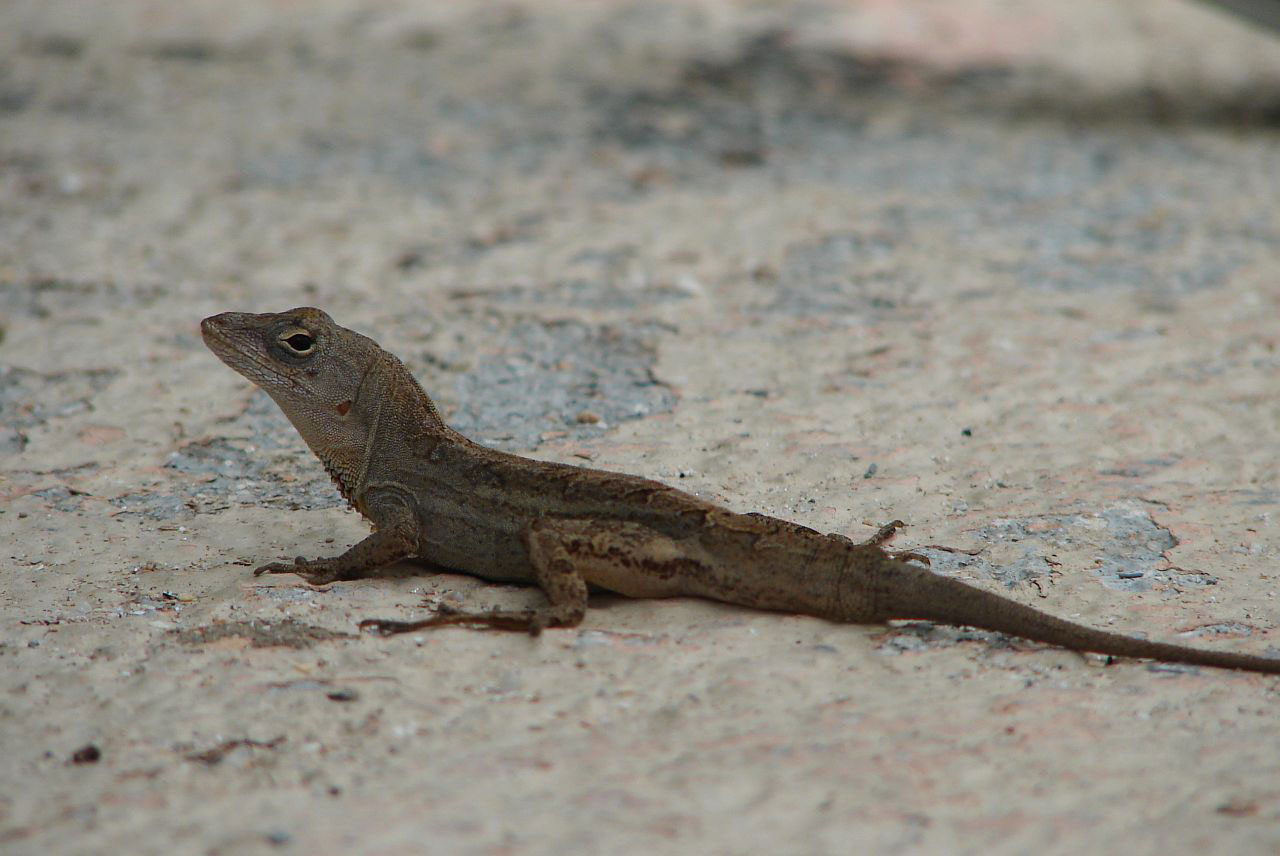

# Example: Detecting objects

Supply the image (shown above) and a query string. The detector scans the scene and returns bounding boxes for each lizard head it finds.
[201,307,384,454]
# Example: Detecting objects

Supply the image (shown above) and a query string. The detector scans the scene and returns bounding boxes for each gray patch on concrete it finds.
[929,139,1262,299]
[0,276,166,320]
[1180,622,1252,638]
[1097,457,1179,478]
[22,34,85,59]
[174,618,352,648]
[242,136,452,191]
[921,548,1055,589]
[32,484,90,513]
[0,364,119,431]
[452,277,695,310]
[981,194,1245,295]
[107,490,199,521]
[112,384,356,519]
[135,39,247,63]
[0,426,28,454]
[920,501,1205,592]
[450,320,676,450]
[1233,488,1280,506]
[878,622,1011,655]
[771,232,910,315]
[593,32,967,168]
[111,435,344,520]
[169,437,343,507]
[447,246,696,310]
[0,86,34,114]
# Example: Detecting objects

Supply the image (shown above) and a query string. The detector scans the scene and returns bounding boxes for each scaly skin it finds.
[200,308,1280,674]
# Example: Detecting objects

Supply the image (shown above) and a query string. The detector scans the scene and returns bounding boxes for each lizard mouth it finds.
[200,315,317,397]
[199,314,245,350]
[200,316,262,370]
[199,316,232,349]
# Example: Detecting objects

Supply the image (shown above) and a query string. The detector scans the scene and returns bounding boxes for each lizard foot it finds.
[253,556,342,585]
[885,549,931,566]
[359,605,549,636]
[859,522,979,565]
[859,520,907,548]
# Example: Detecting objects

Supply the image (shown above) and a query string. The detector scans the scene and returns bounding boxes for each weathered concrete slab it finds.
[3,1,1280,853]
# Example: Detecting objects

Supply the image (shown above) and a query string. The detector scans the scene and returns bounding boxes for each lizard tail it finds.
[877,560,1280,674]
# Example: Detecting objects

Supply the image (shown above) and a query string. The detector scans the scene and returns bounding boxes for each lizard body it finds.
[201,308,1280,674]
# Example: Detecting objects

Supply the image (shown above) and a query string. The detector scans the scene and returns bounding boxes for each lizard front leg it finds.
[360,518,589,636]
[254,491,418,585]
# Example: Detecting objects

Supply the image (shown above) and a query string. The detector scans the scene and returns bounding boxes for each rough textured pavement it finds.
[3,1,1280,853]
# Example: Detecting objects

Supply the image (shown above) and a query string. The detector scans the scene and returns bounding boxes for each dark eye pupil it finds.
[286,333,313,351]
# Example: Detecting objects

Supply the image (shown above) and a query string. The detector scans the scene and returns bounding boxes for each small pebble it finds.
[71,744,101,764]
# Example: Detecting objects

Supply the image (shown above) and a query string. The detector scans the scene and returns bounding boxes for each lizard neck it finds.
[390,352,447,434]
[311,349,448,512]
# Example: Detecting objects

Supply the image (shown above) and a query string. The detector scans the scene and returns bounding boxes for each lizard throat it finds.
[316,448,361,509]
[309,357,386,513]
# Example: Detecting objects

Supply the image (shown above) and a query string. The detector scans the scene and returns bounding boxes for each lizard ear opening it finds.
[336,400,351,416]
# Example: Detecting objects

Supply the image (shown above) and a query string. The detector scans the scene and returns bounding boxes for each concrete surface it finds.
[3,1,1280,853]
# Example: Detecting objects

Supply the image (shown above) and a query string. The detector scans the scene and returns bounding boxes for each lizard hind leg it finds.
[856,519,907,548]
[830,520,931,566]
[848,521,985,567]
[359,520,589,637]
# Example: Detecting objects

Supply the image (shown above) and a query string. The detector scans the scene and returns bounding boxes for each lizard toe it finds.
[296,565,341,585]
[358,618,425,636]
[254,561,300,577]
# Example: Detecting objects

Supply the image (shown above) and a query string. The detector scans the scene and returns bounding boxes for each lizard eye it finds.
[280,331,315,354]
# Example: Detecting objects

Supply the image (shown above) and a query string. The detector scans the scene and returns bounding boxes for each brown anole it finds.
[201,308,1280,674]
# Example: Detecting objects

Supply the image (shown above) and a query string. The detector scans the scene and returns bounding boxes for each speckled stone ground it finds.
[3,2,1280,853]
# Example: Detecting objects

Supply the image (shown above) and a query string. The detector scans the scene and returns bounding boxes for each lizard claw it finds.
[253,556,341,585]
[357,605,544,635]
[358,618,417,636]
[357,603,457,636]
[859,520,907,548]
[253,559,300,577]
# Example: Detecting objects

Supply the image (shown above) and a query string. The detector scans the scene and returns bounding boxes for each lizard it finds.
[200,307,1280,674]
